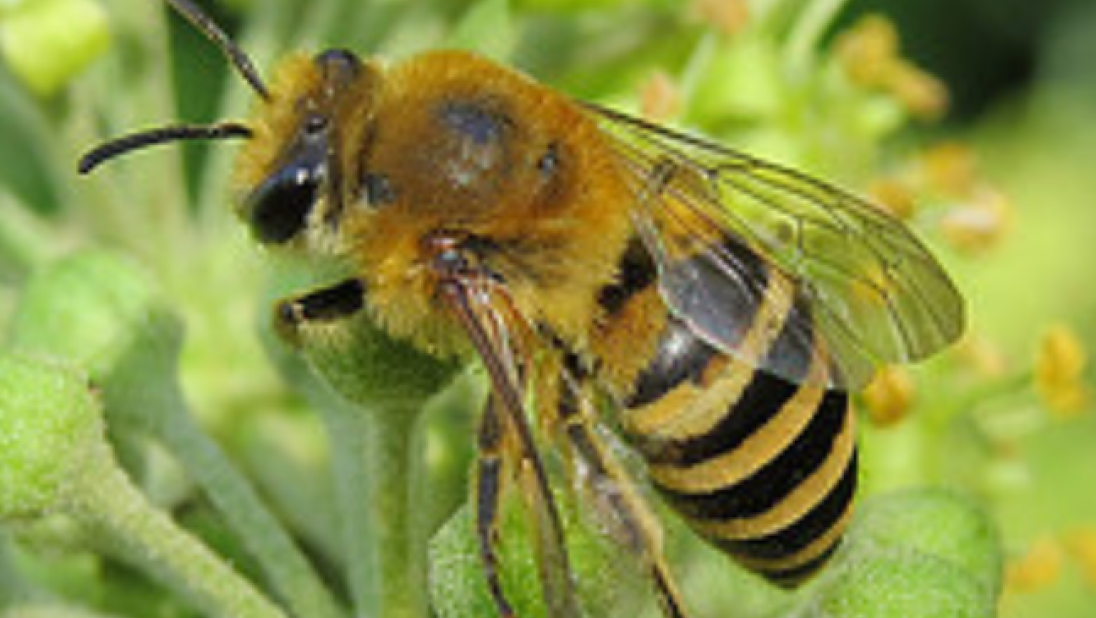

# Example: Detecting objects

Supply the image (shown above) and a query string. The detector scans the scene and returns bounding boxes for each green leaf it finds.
[430,489,653,618]
[791,488,1003,618]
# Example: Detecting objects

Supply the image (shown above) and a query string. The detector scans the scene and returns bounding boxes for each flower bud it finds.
[0,353,103,520]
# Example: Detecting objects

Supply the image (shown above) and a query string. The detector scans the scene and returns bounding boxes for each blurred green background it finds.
[1,0,1094,617]
[853,3,1096,618]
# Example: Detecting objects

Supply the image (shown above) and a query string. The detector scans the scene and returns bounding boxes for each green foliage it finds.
[799,489,1002,618]
[430,490,650,618]
[0,0,111,98]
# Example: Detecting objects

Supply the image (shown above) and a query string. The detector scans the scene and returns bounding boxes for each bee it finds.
[80,0,965,616]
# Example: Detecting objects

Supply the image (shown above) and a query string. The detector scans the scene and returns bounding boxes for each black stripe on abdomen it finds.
[633,288,813,465]
[626,316,720,408]
[727,450,857,586]
[761,540,841,587]
[713,447,857,585]
[640,368,796,465]
[714,448,857,561]
[654,388,848,521]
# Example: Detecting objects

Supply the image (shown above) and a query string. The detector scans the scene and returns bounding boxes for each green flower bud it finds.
[0,0,111,97]
[7,253,344,618]
[269,281,460,408]
[0,353,103,520]
[811,550,987,618]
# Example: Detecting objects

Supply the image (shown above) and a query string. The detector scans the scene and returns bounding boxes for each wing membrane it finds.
[589,104,964,388]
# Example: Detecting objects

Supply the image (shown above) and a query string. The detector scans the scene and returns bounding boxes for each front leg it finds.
[273,277,366,344]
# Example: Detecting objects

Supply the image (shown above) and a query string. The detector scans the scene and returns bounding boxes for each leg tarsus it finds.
[476,453,516,618]
[272,277,366,345]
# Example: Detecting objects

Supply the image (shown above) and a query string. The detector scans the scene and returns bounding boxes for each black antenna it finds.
[79,1,269,173]
[78,122,252,174]
[164,0,270,100]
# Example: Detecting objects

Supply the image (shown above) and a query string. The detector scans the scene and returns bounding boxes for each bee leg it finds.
[477,395,584,618]
[271,278,366,343]
[557,385,690,618]
[475,396,517,618]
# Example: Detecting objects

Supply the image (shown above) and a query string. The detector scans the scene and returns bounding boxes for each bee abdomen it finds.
[709,448,857,586]
[634,365,856,583]
[652,384,855,584]
[619,301,856,585]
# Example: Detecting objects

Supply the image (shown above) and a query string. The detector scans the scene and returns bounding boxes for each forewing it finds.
[589,104,965,388]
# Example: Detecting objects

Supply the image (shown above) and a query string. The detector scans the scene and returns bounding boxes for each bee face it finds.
[236,49,377,248]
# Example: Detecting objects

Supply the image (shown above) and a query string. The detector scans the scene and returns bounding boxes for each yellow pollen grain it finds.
[1064,528,1096,588]
[867,176,917,220]
[1005,535,1063,594]
[940,186,1012,254]
[919,142,979,196]
[888,62,948,121]
[693,0,750,35]
[835,15,900,87]
[1035,324,1091,418]
[863,365,914,427]
[640,71,682,123]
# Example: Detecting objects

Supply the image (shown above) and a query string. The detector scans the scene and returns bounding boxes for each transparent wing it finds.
[589,104,965,389]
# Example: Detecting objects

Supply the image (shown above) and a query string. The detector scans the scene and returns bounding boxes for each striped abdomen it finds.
[595,238,857,586]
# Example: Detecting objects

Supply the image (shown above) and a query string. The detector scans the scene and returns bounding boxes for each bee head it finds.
[234,49,379,248]
[77,0,384,255]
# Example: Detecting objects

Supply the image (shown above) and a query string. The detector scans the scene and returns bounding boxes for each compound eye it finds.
[243,116,328,244]
[244,160,324,244]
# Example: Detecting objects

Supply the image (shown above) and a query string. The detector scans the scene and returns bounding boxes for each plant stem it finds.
[784,0,850,76]
[321,397,379,615]
[151,381,346,618]
[323,398,428,618]
[0,536,51,605]
[71,439,287,618]
[369,404,428,618]
[0,196,55,281]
